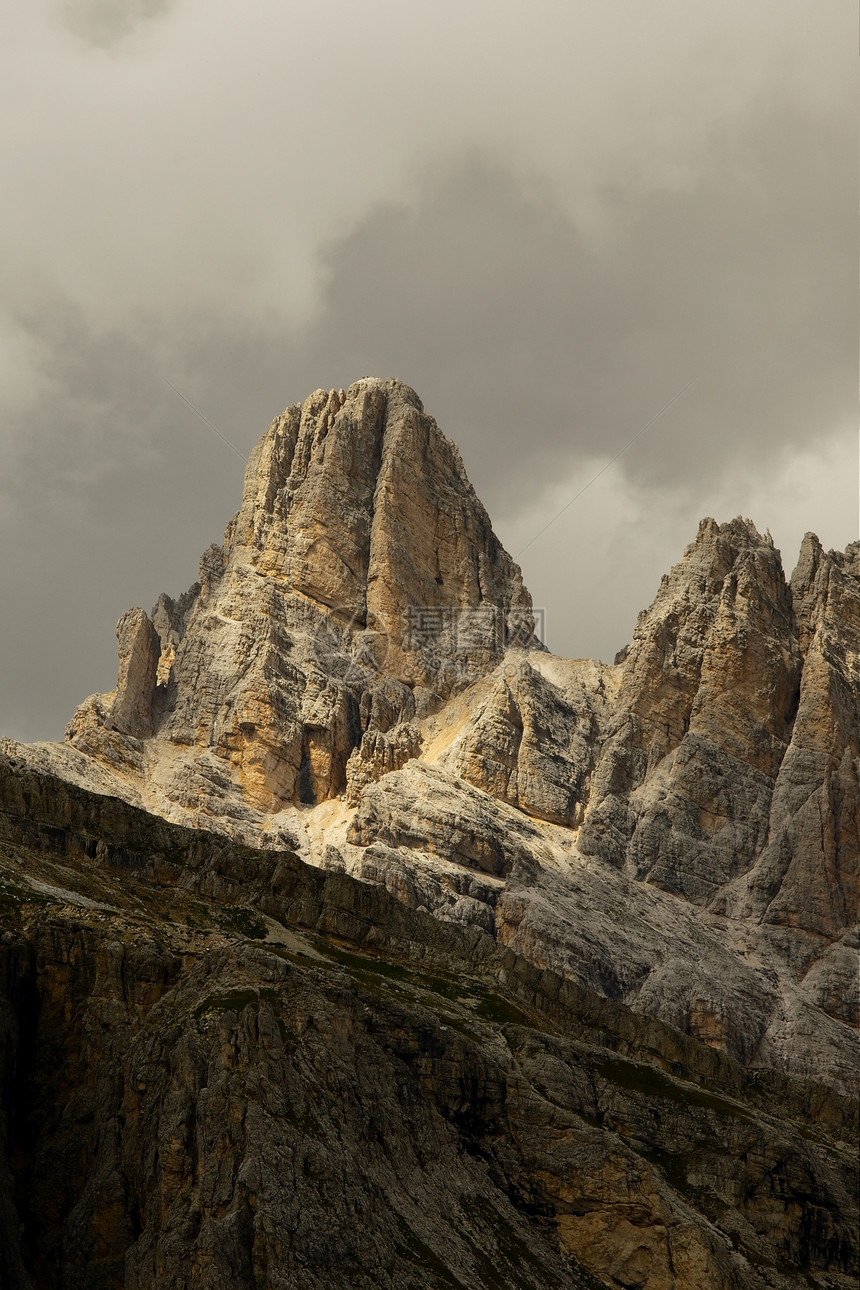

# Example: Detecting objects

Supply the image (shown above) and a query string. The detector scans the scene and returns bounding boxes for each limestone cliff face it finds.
[65,379,536,814]
[722,534,860,942]
[578,517,803,900]
[563,520,858,1055]
[712,534,860,1032]
[225,380,530,653]
[438,655,616,828]
[579,521,859,940]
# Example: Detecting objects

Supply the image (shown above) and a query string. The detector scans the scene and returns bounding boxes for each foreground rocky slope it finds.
[0,755,856,1289]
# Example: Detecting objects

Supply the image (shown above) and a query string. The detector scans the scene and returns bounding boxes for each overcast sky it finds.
[1,1,857,741]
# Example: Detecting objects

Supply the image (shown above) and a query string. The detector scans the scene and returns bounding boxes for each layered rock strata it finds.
[0,755,856,1290]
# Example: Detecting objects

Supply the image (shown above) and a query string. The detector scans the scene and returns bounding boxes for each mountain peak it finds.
[65,381,537,811]
[225,377,526,631]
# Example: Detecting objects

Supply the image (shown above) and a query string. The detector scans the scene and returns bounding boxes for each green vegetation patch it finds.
[595,1055,754,1122]
[213,905,267,939]
[473,994,534,1028]
[319,941,526,1013]
[194,985,280,1020]
[0,879,54,908]
[320,942,470,1001]
[320,942,416,982]
[303,938,544,1044]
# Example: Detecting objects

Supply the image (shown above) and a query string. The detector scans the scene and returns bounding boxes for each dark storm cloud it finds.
[295,103,853,519]
[61,0,174,48]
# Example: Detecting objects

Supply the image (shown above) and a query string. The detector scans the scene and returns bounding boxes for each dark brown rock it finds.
[0,757,856,1290]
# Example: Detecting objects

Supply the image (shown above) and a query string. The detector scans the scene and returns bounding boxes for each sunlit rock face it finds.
[8,380,857,1098]
[64,378,537,814]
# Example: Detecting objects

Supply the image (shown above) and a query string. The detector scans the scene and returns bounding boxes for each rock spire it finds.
[66,378,538,811]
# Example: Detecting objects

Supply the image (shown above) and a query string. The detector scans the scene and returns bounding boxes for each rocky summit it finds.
[1,377,857,1290]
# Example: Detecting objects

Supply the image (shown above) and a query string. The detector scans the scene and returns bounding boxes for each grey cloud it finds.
[296,102,853,521]
[60,0,174,48]
[0,302,297,740]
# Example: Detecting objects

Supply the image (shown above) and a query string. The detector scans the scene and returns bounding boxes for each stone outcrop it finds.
[345,719,422,804]
[108,608,162,738]
[714,534,860,939]
[347,759,549,877]
[578,518,803,901]
[575,522,859,942]
[62,608,161,771]
[439,654,616,827]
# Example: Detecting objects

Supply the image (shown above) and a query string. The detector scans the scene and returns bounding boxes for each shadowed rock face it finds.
[731,534,860,941]
[578,517,804,900]
[0,759,856,1290]
[3,379,858,1283]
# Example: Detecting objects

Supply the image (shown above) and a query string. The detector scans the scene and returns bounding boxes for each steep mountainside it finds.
[0,755,856,1290]
[2,377,857,1288]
